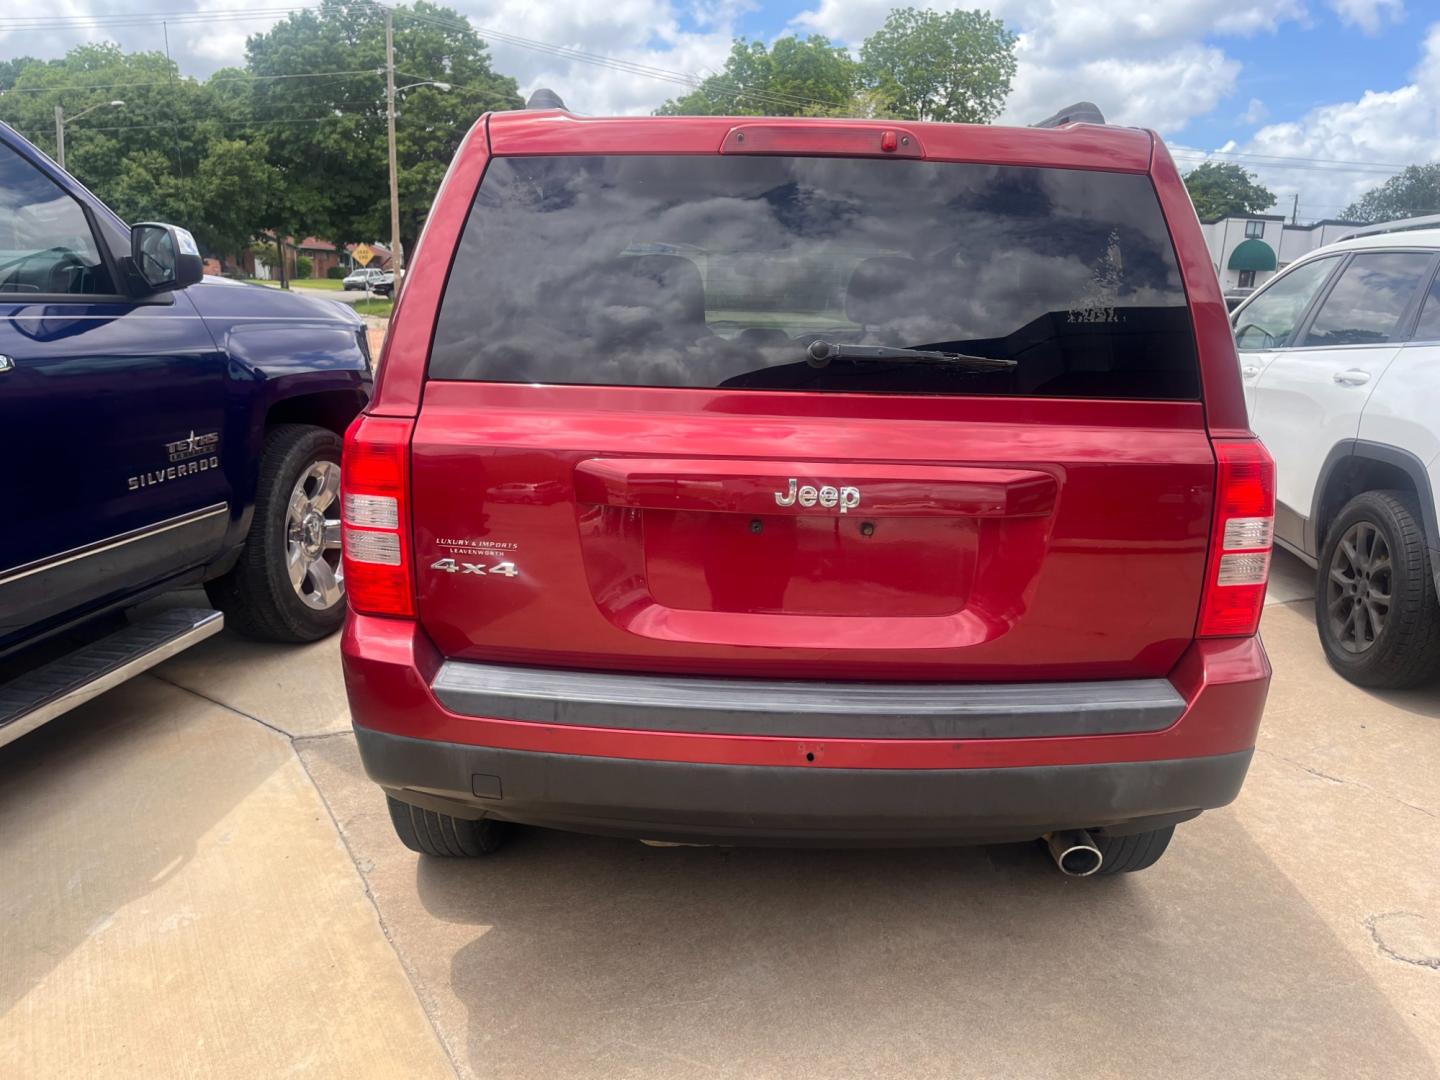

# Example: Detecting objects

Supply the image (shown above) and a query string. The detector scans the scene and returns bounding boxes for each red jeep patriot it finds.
[340,97,1273,876]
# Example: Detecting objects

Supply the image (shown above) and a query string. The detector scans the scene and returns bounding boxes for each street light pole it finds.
[53,100,124,170]
[385,8,403,296]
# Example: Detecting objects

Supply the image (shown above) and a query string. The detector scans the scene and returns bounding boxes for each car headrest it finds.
[845,256,926,328]
[584,254,708,330]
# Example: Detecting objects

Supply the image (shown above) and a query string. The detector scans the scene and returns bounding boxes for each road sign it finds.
[352,244,375,267]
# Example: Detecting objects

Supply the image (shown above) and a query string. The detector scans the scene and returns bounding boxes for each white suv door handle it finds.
[1241,364,1260,379]
[1333,369,1371,386]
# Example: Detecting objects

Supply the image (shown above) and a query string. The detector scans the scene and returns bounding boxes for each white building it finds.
[1198,214,1363,297]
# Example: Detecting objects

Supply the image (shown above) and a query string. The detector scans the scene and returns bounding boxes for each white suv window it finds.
[1414,271,1440,342]
[1302,252,1434,347]
[1233,257,1337,351]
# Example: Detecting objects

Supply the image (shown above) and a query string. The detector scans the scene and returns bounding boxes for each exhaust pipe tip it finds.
[1046,830,1103,877]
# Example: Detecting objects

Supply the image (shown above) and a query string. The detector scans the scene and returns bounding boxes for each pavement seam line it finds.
[145,671,298,739]
[1254,746,1439,819]
[142,671,464,1078]
[291,740,466,1080]
[292,728,356,742]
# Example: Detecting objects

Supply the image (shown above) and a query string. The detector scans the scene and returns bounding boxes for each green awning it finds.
[1228,238,1277,272]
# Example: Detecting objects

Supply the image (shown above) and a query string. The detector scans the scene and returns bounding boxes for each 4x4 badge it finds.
[430,557,520,578]
[774,478,861,513]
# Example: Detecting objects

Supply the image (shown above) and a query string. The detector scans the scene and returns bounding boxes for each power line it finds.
[1170,147,1422,174]
[0,69,388,95]
[71,116,382,132]
[9,115,388,140]
[15,92,497,136]
[0,6,317,30]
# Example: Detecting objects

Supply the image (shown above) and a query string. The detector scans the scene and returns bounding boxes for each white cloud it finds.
[1239,97,1268,124]
[0,1,739,118]
[792,0,1304,134]
[1328,0,1405,35]
[1176,22,1440,220]
[455,0,736,115]
[1004,43,1241,131]
[793,0,1305,54]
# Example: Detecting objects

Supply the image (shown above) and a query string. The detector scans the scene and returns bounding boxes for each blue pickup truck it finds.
[0,121,370,748]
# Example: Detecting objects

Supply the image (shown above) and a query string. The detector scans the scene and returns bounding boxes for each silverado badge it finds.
[128,430,222,491]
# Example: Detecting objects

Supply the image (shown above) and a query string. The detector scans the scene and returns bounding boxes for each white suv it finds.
[1233,228,1440,688]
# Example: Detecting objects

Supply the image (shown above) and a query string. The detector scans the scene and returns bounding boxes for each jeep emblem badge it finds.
[773,478,862,513]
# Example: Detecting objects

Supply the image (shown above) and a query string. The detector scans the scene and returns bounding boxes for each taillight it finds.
[1198,439,1276,637]
[341,415,416,617]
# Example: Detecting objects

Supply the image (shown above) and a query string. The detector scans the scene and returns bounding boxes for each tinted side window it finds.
[0,140,112,295]
[1303,252,1434,347]
[1233,257,1336,351]
[1412,270,1440,341]
[431,155,1199,399]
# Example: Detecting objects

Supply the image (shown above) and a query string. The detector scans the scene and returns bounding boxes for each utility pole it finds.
[53,100,123,171]
[1292,193,1299,225]
[386,8,403,297]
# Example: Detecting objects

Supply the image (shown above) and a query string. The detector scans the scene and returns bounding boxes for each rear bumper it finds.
[343,614,1270,843]
[356,726,1250,843]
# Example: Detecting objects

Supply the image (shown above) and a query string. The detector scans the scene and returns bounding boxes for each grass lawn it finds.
[353,298,394,317]
[253,278,345,290]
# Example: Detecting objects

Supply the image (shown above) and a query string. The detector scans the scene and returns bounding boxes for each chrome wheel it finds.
[285,459,343,611]
[1326,520,1391,655]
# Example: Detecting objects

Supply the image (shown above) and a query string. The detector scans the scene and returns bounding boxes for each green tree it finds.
[0,46,272,260]
[1342,164,1440,223]
[106,149,200,229]
[858,7,1016,123]
[1183,162,1276,220]
[0,56,46,93]
[657,36,858,116]
[0,44,212,199]
[243,0,521,261]
[193,137,282,256]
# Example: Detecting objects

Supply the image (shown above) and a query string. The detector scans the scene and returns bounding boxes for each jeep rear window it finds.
[429,154,1199,399]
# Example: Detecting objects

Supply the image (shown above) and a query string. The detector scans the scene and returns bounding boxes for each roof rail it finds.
[1336,212,1440,241]
[526,88,567,110]
[1032,102,1106,128]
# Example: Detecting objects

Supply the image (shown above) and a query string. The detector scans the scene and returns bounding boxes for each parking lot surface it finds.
[2,552,1438,1079]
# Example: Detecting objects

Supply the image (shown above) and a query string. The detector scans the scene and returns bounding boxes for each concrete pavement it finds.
[2,552,1438,1078]
[0,676,452,1078]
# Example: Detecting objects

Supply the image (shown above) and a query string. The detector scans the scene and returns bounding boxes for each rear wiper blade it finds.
[805,339,1016,370]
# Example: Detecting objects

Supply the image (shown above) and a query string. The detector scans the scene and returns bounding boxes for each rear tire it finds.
[205,424,347,643]
[1315,490,1440,689]
[387,796,507,857]
[1092,825,1174,875]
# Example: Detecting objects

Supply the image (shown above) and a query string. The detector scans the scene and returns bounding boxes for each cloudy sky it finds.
[2,0,1438,220]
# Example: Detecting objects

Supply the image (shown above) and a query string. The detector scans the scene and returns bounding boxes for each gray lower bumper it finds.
[429,660,1186,740]
[356,727,1252,845]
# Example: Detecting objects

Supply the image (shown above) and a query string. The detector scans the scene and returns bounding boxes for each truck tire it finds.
[1316,491,1440,689]
[205,424,347,643]
[387,796,508,857]
[1093,825,1174,875]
